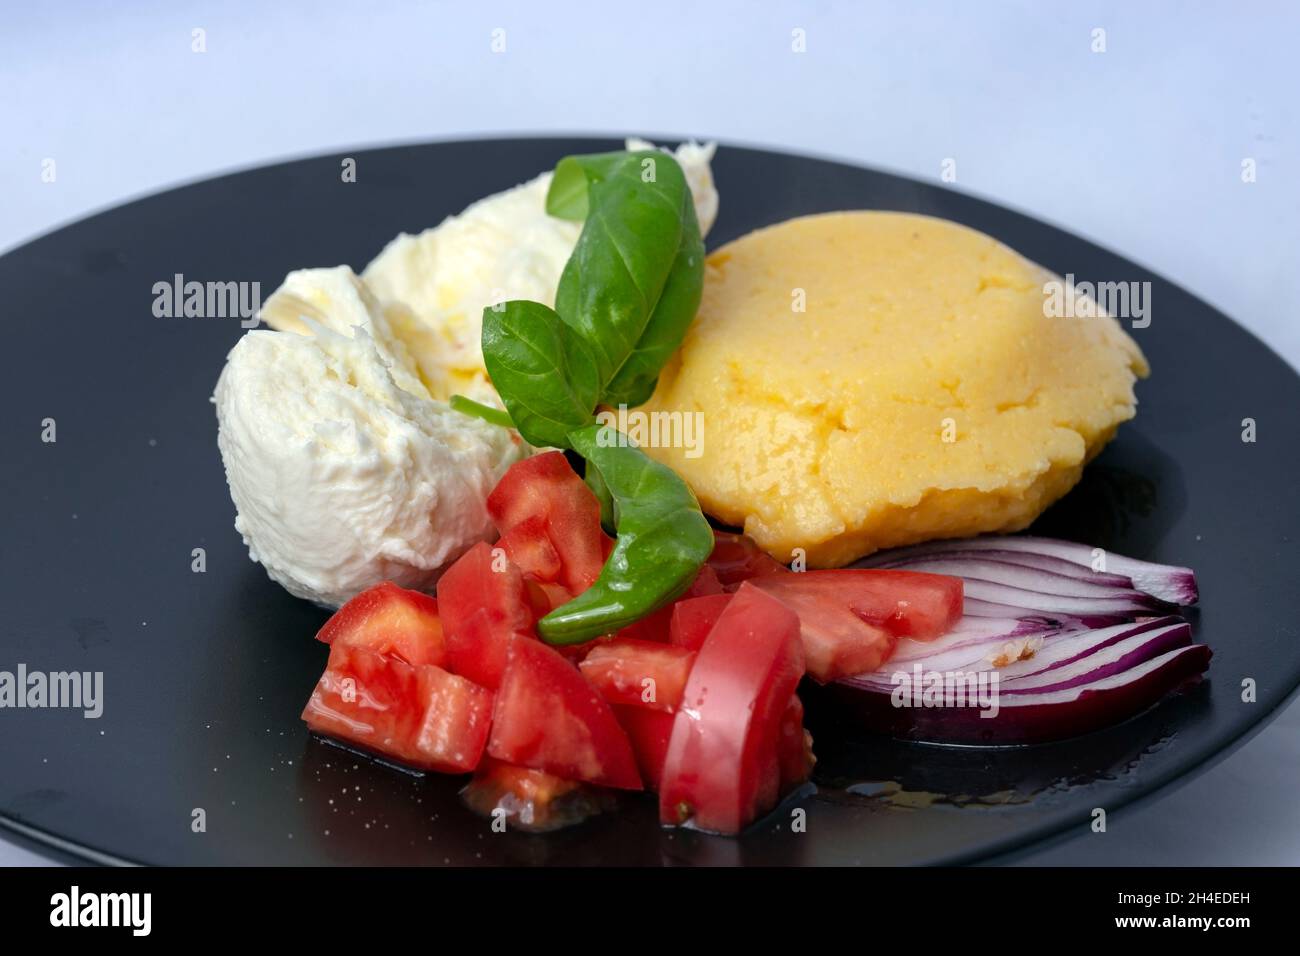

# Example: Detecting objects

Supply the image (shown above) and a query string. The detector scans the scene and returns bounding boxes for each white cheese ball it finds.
[214,323,524,608]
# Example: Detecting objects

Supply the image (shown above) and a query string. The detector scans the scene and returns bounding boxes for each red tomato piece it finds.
[689,564,724,596]
[302,643,493,773]
[748,569,963,681]
[777,695,814,792]
[658,583,805,834]
[498,514,563,583]
[487,451,609,593]
[461,758,614,832]
[443,608,517,691]
[707,531,788,587]
[616,604,672,643]
[487,638,642,791]
[524,579,573,618]
[438,542,535,688]
[579,639,696,713]
[612,705,676,790]
[669,593,733,651]
[412,664,496,772]
[617,564,724,643]
[747,575,897,682]
[316,581,445,667]
[755,569,962,641]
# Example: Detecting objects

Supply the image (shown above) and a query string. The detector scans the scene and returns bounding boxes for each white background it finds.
[1,0,1296,865]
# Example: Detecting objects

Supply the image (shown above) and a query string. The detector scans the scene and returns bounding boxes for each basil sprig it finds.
[454,148,710,643]
[481,300,599,449]
[549,150,704,408]
[537,425,715,644]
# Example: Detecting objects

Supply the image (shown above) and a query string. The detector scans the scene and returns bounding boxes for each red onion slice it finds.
[890,616,1061,663]
[863,548,1134,587]
[1000,622,1192,693]
[862,556,1140,599]
[960,597,1129,627]
[960,578,1167,616]
[860,536,1198,605]
[828,644,1211,744]
[992,617,1184,680]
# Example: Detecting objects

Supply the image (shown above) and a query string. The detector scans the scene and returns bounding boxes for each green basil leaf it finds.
[538,424,714,644]
[545,152,634,222]
[601,194,704,407]
[545,157,591,221]
[480,300,599,449]
[551,151,697,400]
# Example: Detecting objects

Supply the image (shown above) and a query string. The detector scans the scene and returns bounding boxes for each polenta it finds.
[638,212,1149,567]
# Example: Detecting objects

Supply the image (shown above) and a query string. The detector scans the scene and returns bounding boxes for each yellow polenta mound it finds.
[639,212,1149,567]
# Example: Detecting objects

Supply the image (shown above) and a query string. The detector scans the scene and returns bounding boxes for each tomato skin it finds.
[579,639,696,713]
[438,542,535,689]
[707,531,788,587]
[487,452,609,593]
[669,593,733,651]
[316,582,445,667]
[658,583,806,834]
[612,705,676,790]
[302,643,493,773]
[755,569,962,641]
[487,638,643,791]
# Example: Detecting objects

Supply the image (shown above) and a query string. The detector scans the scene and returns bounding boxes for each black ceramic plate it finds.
[2,138,1297,866]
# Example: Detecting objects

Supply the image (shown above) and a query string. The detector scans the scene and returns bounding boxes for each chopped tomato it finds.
[579,639,696,712]
[749,569,963,681]
[413,664,497,772]
[612,705,676,790]
[461,758,614,832]
[689,564,725,596]
[487,638,642,791]
[777,695,814,791]
[618,564,725,643]
[442,609,515,690]
[755,569,962,641]
[669,593,733,651]
[658,583,805,834]
[438,542,535,688]
[524,579,573,619]
[747,576,896,682]
[498,514,563,583]
[302,642,493,773]
[487,452,609,593]
[615,605,672,643]
[707,531,788,587]
[316,581,445,667]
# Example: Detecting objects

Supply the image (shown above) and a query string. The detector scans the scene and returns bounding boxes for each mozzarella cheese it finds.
[214,317,524,608]
[360,139,719,397]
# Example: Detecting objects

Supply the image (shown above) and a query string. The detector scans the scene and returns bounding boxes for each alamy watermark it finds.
[1043,274,1151,328]
[0,664,103,718]
[50,886,150,936]
[890,664,1000,719]
[152,273,261,327]
[596,405,705,459]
